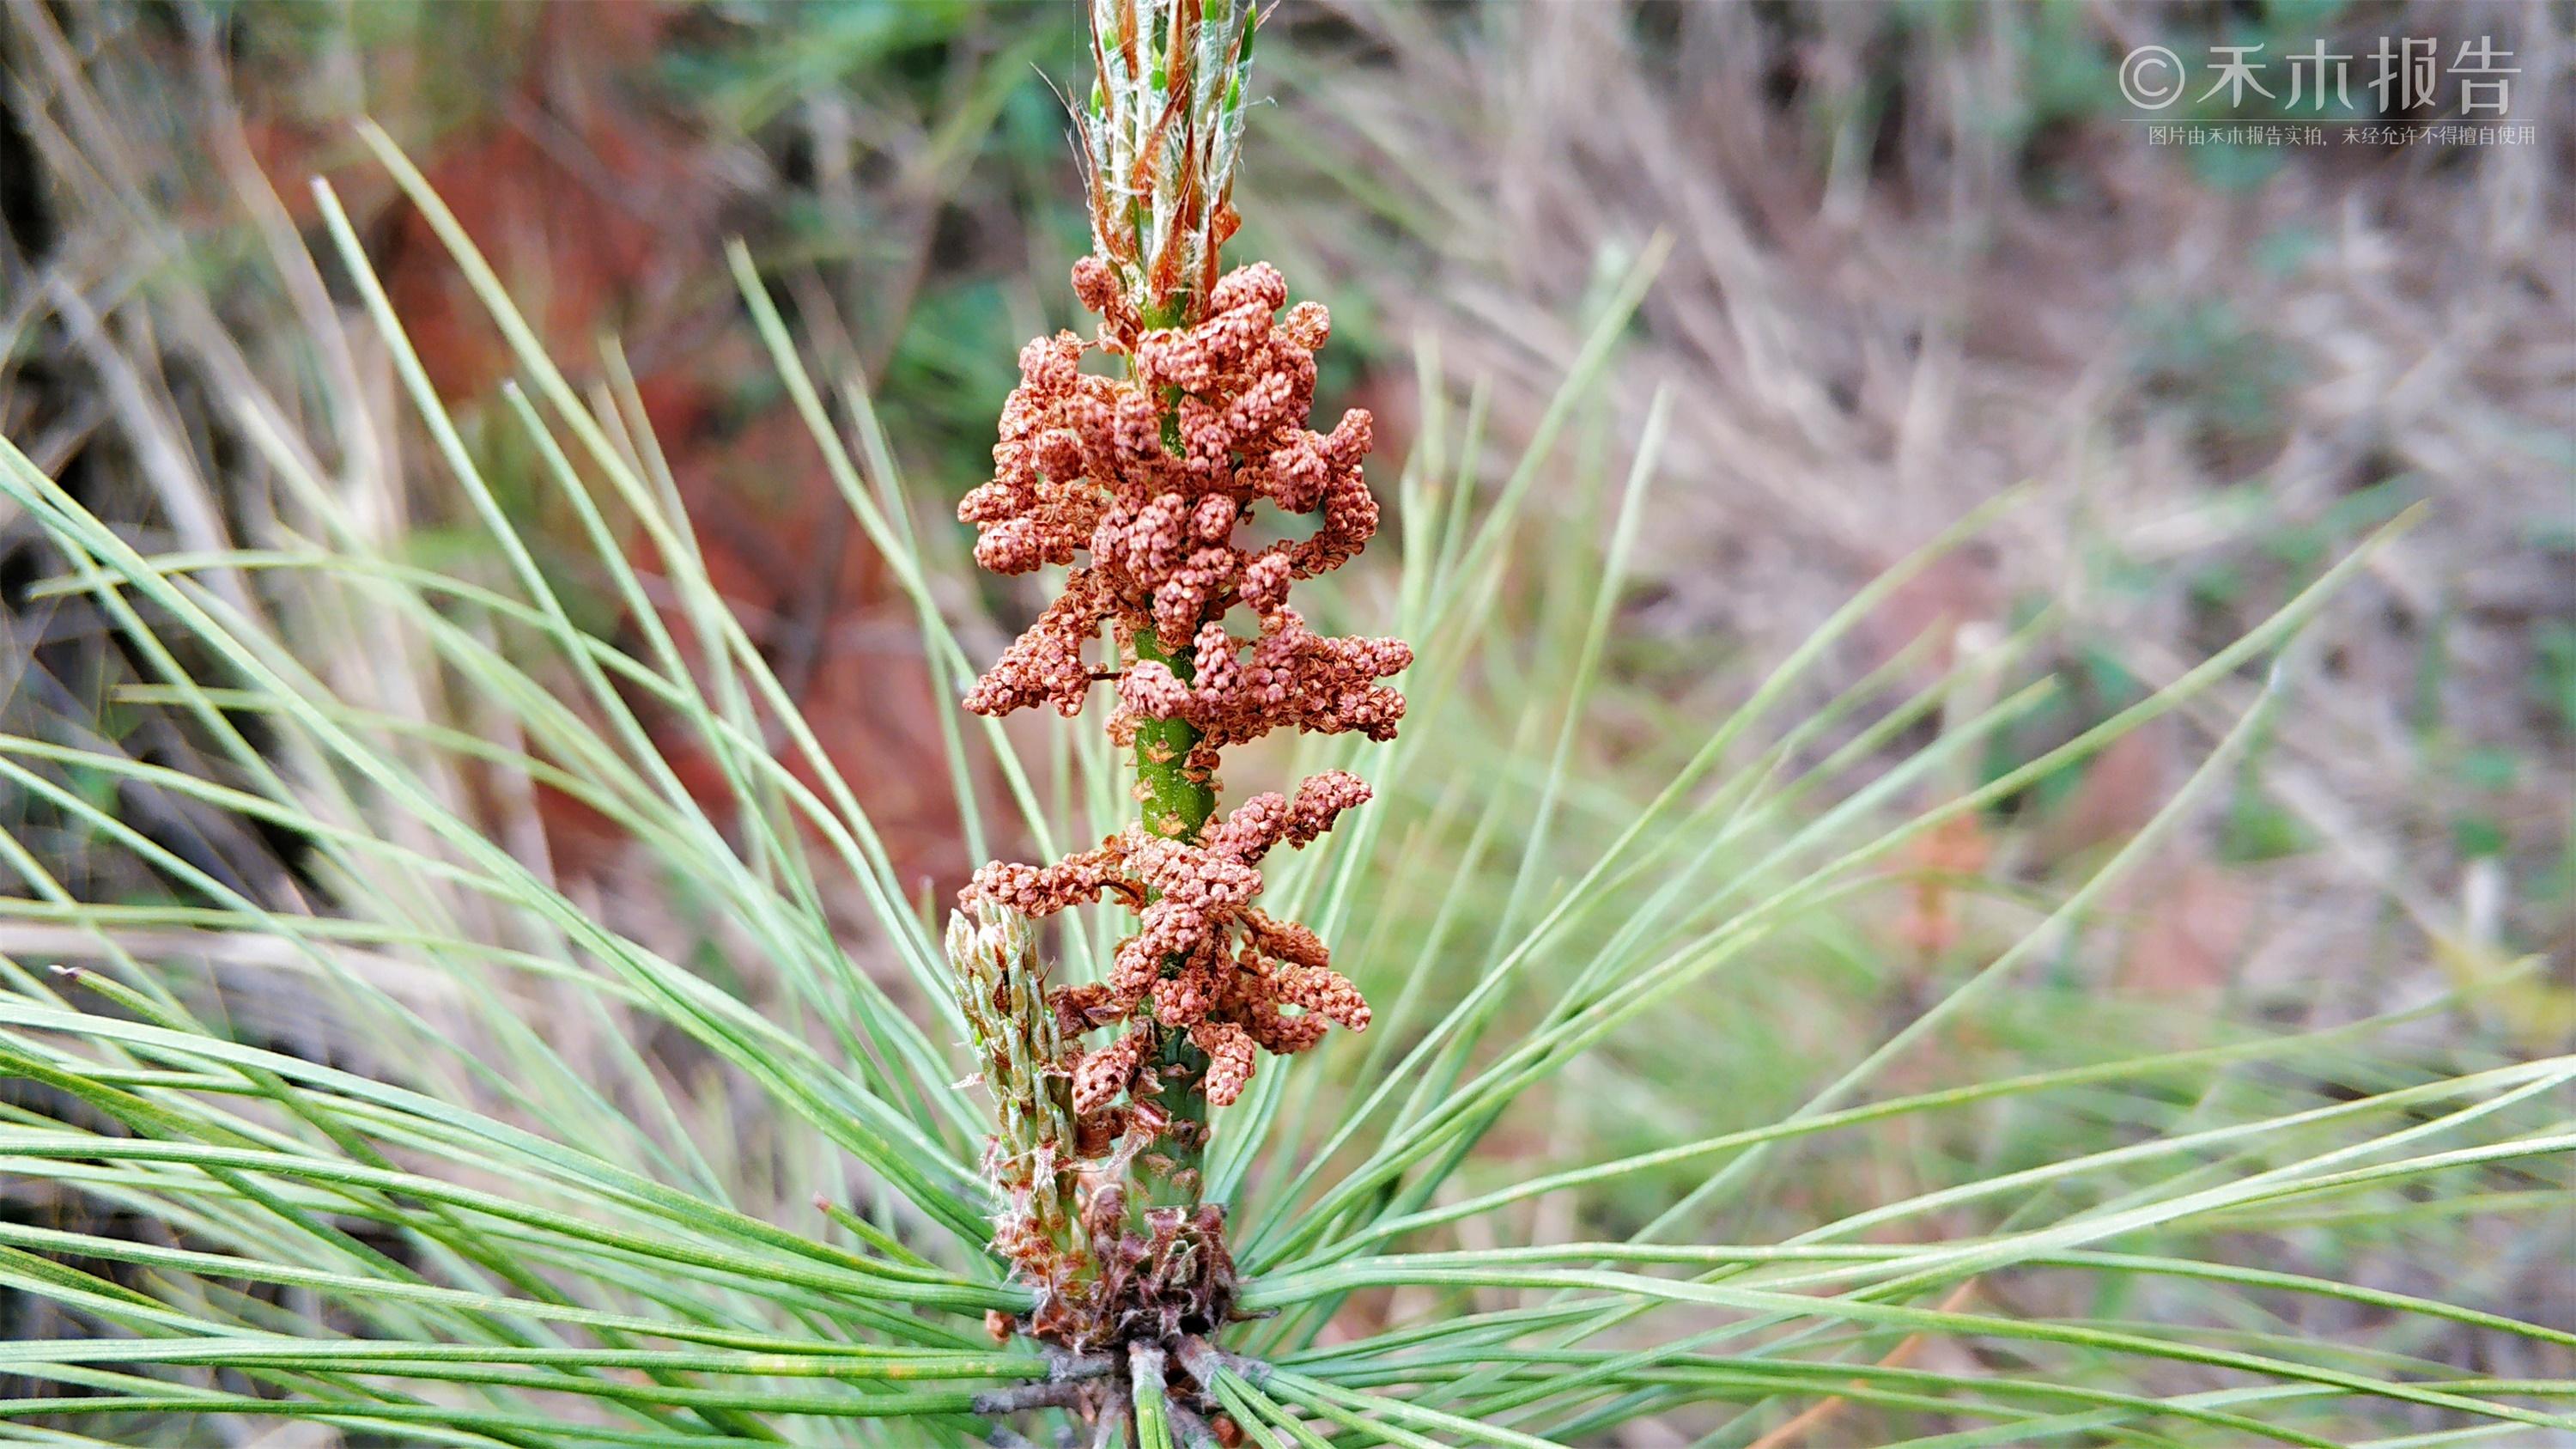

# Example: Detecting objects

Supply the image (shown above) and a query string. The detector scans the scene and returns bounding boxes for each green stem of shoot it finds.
[1127,295,1216,1223]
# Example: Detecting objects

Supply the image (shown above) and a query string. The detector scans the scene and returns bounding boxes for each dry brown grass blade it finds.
[1741,1278,1983,1449]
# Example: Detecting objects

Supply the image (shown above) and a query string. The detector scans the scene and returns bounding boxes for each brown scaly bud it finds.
[1078,0,1259,326]
[947,903,1094,1300]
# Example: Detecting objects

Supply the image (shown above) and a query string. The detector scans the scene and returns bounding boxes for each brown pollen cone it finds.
[956,255,1404,1132]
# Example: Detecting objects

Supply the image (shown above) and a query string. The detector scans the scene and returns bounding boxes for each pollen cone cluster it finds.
[965,770,1375,1116]
[957,259,1409,763]
[954,253,1405,1143]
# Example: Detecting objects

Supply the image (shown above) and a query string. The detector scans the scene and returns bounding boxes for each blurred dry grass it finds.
[1248,0,2573,1041]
